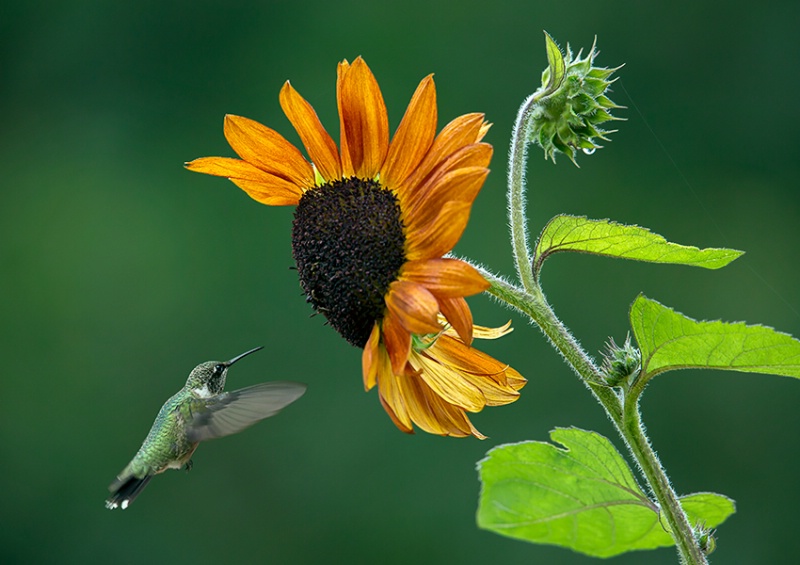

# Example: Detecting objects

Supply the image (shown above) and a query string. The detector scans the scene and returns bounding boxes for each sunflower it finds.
[187,57,525,438]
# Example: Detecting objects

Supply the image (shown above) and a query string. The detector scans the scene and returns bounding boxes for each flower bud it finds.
[528,33,624,165]
[601,335,641,387]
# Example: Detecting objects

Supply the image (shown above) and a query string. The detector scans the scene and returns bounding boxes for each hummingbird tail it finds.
[105,475,153,510]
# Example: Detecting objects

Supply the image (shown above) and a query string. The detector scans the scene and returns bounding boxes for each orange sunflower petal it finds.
[379,393,414,434]
[405,200,472,261]
[385,280,442,335]
[429,333,527,391]
[186,156,305,205]
[186,156,280,182]
[504,366,527,391]
[376,350,414,433]
[279,81,342,183]
[419,338,521,406]
[404,166,489,235]
[431,352,520,406]
[381,310,412,374]
[337,57,389,179]
[409,352,486,412]
[410,342,519,412]
[400,258,489,298]
[223,115,314,187]
[404,143,493,220]
[336,60,353,177]
[464,320,514,340]
[401,375,486,438]
[401,113,489,193]
[227,178,302,206]
[362,322,381,391]
[438,296,474,345]
[382,74,437,191]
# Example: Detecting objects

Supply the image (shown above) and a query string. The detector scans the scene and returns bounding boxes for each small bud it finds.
[528,32,624,165]
[694,524,717,556]
[601,335,641,387]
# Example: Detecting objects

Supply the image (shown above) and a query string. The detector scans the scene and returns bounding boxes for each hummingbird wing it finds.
[186,381,306,442]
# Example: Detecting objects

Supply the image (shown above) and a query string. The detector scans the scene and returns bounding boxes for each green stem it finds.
[622,394,708,565]
[479,269,706,564]
[487,89,708,563]
[507,93,540,293]
[478,270,622,423]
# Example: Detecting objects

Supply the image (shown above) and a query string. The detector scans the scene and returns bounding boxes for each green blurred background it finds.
[2,1,799,563]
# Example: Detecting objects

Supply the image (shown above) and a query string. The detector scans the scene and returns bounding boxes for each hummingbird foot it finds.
[184,459,193,473]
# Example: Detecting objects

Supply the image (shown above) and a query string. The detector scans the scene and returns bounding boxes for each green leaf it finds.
[543,31,566,94]
[477,428,735,557]
[630,295,800,379]
[533,215,743,276]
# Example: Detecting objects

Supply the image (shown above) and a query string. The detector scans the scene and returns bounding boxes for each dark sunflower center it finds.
[291,177,407,348]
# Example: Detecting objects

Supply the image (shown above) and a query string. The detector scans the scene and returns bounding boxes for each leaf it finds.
[477,428,735,557]
[533,215,743,276]
[630,295,800,379]
[679,493,736,532]
[543,31,566,94]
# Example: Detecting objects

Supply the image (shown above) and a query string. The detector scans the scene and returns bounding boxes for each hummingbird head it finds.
[185,346,264,398]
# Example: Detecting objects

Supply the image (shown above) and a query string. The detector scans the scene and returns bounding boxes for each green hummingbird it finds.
[105,346,306,510]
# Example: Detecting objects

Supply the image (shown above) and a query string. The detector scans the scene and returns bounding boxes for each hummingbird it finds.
[105,346,306,510]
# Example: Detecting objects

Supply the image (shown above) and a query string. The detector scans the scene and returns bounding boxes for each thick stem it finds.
[480,268,706,564]
[479,270,622,424]
[495,76,706,563]
[623,396,708,565]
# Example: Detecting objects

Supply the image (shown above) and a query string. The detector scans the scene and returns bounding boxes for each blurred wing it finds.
[186,381,306,442]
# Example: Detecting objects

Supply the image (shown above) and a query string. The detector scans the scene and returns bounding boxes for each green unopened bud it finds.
[528,32,624,165]
[601,335,641,387]
[694,524,717,556]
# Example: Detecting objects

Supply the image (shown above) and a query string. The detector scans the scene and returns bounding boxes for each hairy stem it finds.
[478,269,621,423]
[480,268,706,564]
[623,395,708,565]
[490,88,707,562]
[507,94,539,293]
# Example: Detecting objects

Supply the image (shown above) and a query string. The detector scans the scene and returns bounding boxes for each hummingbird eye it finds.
[213,364,225,375]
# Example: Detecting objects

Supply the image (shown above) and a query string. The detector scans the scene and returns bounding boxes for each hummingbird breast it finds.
[129,389,201,475]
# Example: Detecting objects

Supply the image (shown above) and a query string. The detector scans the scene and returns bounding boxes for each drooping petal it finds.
[438,296,474,345]
[404,166,489,235]
[223,115,314,187]
[376,347,414,433]
[455,320,513,340]
[362,322,381,391]
[428,332,526,391]
[504,367,528,391]
[400,258,489,298]
[227,178,302,206]
[379,393,414,434]
[401,374,486,439]
[381,310,412,374]
[337,57,389,179]
[405,200,472,261]
[381,75,437,191]
[410,351,487,412]
[279,81,342,182]
[422,346,519,412]
[385,280,442,335]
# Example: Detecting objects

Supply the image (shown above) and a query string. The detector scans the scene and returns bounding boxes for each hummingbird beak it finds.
[225,346,264,367]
